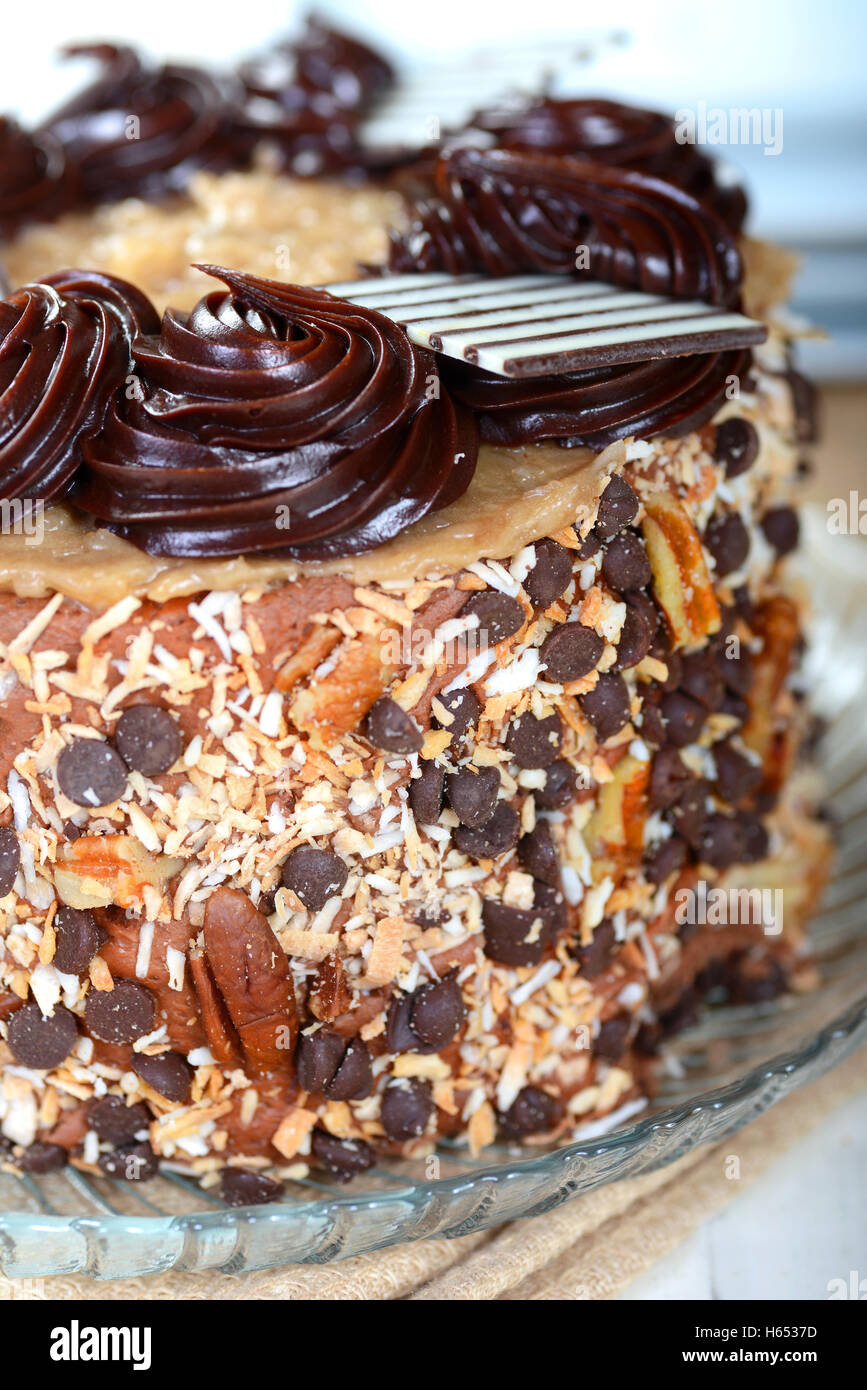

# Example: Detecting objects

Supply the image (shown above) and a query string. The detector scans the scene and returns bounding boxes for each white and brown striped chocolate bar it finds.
[324,272,766,378]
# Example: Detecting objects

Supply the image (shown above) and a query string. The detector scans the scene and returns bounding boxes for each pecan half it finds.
[198,887,297,1078]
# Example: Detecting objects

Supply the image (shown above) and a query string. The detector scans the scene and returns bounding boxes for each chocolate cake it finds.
[0,21,829,1197]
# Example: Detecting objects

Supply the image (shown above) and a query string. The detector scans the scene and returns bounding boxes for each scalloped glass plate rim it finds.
[1,993,863,1254]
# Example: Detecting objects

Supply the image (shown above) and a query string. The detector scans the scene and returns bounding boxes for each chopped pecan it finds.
[275,625,342,692]
[202,887,297,1078]
[308,952,353,1022]
[742,595,801,789]
[54,835,184,909]
[288,629,399,747]
[585,752,650,873]
[641,493,721,650]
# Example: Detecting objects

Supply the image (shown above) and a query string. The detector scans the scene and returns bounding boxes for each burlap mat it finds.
[1,1046,863,1301]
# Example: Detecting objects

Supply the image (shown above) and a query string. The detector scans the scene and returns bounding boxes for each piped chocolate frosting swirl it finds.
[0,270,159,500]
[76,267,478,559]
[238,16,394,174]
[42,45,240,203]
[0,118,79,238]
[443,348,752,449]
[390,147,742,307]
[465,97,748,233]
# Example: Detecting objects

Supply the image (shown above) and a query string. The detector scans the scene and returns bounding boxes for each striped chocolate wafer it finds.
[324,272,766,378]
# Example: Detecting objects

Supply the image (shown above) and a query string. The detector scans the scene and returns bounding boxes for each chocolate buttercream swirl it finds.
[42,45,239,203]
[236,16,395,176]
[390,147,742,307]
[465,98,747,233]
[0,270,159,500]
[442,348,751,450]
[0,117,79,238]
[76,267,478,559]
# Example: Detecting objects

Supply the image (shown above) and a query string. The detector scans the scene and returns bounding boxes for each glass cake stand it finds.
[1,510,865,1280]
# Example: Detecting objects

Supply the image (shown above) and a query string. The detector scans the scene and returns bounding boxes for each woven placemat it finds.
[1,1046,863,1301]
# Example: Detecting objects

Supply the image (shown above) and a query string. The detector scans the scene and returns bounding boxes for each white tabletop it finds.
[621,1087,867,1300]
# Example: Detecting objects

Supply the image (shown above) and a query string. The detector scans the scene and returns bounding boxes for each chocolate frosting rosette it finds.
[42,45,241,203]
[0,117,79,239]
[0,270,159,500]
[76,266,478,558]
[390,146,742,307]
[465,97,748,233]
[443,347,752,449]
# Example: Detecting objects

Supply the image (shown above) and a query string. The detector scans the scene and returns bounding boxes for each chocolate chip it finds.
[7,1002,78,1068]
[381,1078,433,1141]
[669,778,709,847]
[680,651,724,709]
[697,813,746,868]
[296,1028,347,1094]
[88,1095,151,1145]
[730,954,787,1004]
[327,1038,372,1101]
[714,742,762,804]
[385,993,417,1053]
[18,1141,68,1173]
[740,814,770,862]
[715,417,759,477]
[714,641,752,698]
[432,686,480,742]
[505,712,563,768]
[114,704,183,777]
[461,589,525,645]
[56,737,128,807]
[650,747,691,810]
[453,801,519,859]
[639,699,667,745]
[219,1167,283,1206]
[643,835,688,884]
[602,530,651,592]
[131,1050,193,1102]
[660,691,706,747]
[98,1140,159,1182]
[517,822,560,886]
[575,530,601,559]
[482,897,551,966]
[595,474,639,540]
[409,760,445,825]
[282,846,348,910]
[500,1085,564,1137]
[540,621,604,683]
[594,1016,631,1061]
[84,979,155,1044]
[579,672,631,740]
[410,972,465,1050]
[364,696,423,754]
[52,906,106,975]
[570,918,616,978]
[614,601,654,670]
[704,513,750,577]
[0,826,20,897]
[445,765,500,828]
[720,691,749,725]
[536,759,578,809]
[525,539,573,608]
[311,1129,375,1181]
[760,505,800,556]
